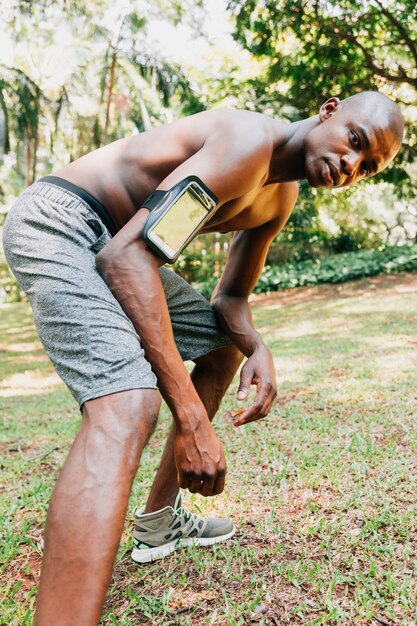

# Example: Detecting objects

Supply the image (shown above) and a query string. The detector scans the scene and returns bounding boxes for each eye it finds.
[350,130,360,148]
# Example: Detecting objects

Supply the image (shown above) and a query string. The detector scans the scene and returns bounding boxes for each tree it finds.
[224,0,417,251]
[228,0,417,193]
[0,66,48,186]
[0,0,206,194]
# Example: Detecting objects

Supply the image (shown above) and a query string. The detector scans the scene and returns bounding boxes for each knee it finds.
[137,389,161,438]
[125,388,161,439]
[83,388,161,445]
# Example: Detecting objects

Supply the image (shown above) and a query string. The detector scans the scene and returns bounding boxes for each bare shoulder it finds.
[201,108,273,131]
[173,108,278,151]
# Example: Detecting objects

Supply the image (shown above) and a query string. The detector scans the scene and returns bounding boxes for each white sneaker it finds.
[131,493,235,563]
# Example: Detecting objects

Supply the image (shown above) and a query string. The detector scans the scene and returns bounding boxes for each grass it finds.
[1,271,417,625]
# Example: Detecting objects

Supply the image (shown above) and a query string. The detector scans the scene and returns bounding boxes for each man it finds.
[3,91,403,625]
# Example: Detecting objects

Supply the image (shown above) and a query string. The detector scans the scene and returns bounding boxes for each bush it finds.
[175,233,230,284]
[192,244,417,298]
[330,224,383,253]
[253,244,417,294]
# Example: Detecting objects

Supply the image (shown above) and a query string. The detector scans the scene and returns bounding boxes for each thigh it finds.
[159,267,233,362]
[3,183,158,407]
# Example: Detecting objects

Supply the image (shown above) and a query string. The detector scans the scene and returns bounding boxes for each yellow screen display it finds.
[152,191,207,251]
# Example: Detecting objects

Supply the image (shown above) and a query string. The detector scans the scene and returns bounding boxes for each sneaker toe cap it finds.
[203,518,235,538]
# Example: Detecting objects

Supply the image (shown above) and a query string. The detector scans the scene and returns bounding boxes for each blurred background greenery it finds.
[1,0,416,301]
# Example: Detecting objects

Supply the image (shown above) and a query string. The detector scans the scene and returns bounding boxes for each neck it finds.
[267,115,320,184]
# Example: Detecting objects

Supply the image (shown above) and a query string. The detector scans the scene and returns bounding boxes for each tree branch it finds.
[329,24,417,88]
[372,0,417,69]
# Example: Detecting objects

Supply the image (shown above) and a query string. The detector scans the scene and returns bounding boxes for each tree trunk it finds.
[103,51,117,142]
[0,91,10,162]
[137,89,152,131]
[25,131,33,187]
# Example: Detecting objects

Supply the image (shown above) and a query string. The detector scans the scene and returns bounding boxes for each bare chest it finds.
[201,184,281,234]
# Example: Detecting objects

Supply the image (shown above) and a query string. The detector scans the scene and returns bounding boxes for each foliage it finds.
[227,0,417,192]
[192,244,417,299]
[0,0,206,197]
[269,181,390,264]
[175,233,230,283]
[226,0,417,249]
[0,66,45,187]
[255,243,417,293]
[1,0,417,279]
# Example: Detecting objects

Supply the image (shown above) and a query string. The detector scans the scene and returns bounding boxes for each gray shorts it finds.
[2,181,231,407]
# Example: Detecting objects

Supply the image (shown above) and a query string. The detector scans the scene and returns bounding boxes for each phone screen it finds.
[152,190,208,252]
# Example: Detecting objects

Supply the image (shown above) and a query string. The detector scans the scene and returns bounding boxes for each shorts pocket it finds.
[89,230,110,253]
[86,217,111,253]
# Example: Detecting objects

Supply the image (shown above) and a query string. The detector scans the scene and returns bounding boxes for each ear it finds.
[319,97,341,122]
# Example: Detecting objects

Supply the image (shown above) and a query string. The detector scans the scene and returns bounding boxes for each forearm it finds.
[211,293,265,357]
[95,219,203,429]
[212,291,277,424]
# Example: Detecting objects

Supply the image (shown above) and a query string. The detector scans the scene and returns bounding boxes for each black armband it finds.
[141,176,218,263]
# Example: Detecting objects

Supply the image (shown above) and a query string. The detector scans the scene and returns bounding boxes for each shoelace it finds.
[176,506,201,533]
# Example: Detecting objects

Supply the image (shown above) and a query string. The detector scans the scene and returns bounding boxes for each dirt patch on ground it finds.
[249,271,417,309]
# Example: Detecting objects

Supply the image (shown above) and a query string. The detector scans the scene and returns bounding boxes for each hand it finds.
[174,418,227,496]
[233,344,277,426]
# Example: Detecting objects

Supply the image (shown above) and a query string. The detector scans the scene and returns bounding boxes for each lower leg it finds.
[145,345,243,513]
[34,389,160,626]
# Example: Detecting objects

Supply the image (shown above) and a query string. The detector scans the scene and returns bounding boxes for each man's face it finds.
[304,99,401,189]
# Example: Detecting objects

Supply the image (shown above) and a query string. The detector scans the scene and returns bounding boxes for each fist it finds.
[174,421,227,496]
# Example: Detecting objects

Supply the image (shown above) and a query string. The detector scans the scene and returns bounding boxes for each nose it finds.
[340,152,361,178]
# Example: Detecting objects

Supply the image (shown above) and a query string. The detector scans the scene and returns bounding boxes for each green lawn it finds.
[1,272,417,625]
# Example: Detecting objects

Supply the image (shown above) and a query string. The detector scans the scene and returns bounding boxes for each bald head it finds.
[341,91,404,147]
[304,91,404,188]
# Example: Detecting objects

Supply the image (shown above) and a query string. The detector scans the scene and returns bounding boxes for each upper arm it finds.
[213,182,299,298]
[156,116,273,205]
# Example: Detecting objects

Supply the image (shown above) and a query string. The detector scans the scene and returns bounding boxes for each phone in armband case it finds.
[141,176,219,263]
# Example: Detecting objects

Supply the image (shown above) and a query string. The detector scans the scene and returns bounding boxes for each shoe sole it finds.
[131,526,236,564]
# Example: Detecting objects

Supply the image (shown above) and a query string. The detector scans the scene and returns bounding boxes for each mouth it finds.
[326,160,341,186]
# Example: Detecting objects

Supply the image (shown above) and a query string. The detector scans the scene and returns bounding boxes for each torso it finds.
[201,183,284,233]
[52,109,291,234]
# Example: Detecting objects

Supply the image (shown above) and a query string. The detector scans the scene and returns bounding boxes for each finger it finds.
[234,380,267,423]
[235,409,267,426]
[237,364,254,400]
[233,398,269,426]
[178,471,191,490]
[265,384,278,412]
[212,472,226,495]
[233,405,262,426]
[234,393,275,425]
[188,476,203,494]
[236,378,277,425]
[199,474,216,497]
[252,380,268,408]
